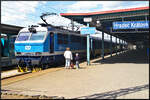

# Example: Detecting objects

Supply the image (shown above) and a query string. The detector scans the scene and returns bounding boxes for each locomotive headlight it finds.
[16,52,21,56]
[35,52,42,56]
[17,52,21,54]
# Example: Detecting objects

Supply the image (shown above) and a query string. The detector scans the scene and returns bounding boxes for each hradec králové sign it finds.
[113,21,149,29]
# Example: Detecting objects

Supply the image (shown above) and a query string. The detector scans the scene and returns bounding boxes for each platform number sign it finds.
[81,27,96,35]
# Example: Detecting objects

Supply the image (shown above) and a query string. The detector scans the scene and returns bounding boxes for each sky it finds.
[1,1,149,43]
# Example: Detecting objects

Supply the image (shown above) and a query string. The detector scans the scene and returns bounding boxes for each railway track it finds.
[1,69,31,80]
[1,65,17,72]
[1,66,66,99]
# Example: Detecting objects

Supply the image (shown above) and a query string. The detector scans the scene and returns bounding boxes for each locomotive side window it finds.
[71,35,81,43]
[50,32,54,53]
[57,34,63,44]
[63,35,68,44]
[70,35,75,42]
[57,33,68,44]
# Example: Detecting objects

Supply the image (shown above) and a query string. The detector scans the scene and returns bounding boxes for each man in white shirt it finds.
[64,47,73,69]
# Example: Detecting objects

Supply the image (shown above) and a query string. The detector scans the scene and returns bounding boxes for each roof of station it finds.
[1,24,23,35]
[60,6,149,45]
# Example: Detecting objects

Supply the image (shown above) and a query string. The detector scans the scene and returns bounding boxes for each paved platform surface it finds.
[1,49,149,99]
[1,69,22,79]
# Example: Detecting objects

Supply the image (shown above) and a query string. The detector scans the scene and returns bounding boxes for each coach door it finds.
[50,32,54,53]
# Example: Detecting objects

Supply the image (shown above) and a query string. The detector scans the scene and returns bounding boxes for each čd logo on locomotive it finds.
[25,45,31,50]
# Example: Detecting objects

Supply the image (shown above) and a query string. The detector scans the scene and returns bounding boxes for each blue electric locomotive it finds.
[15,24,90,71]
[14,23,117,72]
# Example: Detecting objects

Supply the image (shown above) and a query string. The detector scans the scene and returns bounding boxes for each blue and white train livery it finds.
[14,24,117,72]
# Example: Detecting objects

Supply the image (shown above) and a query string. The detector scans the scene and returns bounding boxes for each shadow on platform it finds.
[93,49,149,64]
[73,84,149,99]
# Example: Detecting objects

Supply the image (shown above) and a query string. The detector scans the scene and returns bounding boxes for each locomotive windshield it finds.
[16,31,46,41]
[16,32,31,41]
[30,31,46,41]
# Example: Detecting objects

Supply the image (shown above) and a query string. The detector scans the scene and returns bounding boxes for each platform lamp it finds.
[96,20,101,27]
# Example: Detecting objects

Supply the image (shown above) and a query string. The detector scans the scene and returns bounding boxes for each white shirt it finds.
[64,50,73,60]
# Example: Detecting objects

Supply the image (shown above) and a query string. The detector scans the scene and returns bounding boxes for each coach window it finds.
[71,35,80,43]
[50,32,54,53]
[57,33,63,44]
[76,36,81,43]
[58,33,69,44]
[83,37,87,45]
[70,35,74,43]
[63,34,68,44]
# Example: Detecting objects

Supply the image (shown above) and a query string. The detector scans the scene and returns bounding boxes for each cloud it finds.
[1,1,41,26]
[66,1,149,13]
[67,1,102,13]
[1,1,148,42]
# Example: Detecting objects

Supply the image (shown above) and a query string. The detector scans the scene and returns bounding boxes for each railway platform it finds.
[1,49,149,99]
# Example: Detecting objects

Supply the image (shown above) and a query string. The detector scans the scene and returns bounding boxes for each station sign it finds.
[113,21,149,29]
[80,27,96,34]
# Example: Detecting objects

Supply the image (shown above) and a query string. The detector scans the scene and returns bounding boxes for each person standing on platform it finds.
[64,47,73,69]
[75,53,80,69]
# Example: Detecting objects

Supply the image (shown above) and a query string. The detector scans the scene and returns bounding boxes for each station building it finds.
[60,6,149,51]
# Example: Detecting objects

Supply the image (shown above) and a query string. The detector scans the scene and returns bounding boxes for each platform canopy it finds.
[1,24,23,35]
[60,7,149,45]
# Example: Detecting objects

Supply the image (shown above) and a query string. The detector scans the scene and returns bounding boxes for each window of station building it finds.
[9,35,17,57]
[104,41,109,49]
[92,40,96,48]
[1,33,9,57]
[95,40,100,49]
